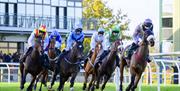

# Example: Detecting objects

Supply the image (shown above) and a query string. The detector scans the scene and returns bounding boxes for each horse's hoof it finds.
[20,85,24,90]
[96,85,99,89]
[48,85,52,89]
[82,86,86,90]
[70,87,74,91]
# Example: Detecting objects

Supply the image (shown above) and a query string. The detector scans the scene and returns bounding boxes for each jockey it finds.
[47,30,62,55]
[87,27,106,58]
[95,25,122,67]
[126,18,154,62]
[20,25,50,68]
[58,23,85,59]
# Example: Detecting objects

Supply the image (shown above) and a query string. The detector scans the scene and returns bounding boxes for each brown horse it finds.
[95,39,122,91]
[20,37,45,91]
[119,30,155,91]
[49,41,84,91]
[83,42,102,91]
[34,37,59,91]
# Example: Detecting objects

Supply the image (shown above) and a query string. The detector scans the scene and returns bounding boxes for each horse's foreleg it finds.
[101,75,111,91]
[39,71,48,91]
[20,63,24,90]
[125,74,135,91]
[83,72,89,90]
[96,71,101,89]
[58,77,68,91]
[27,75,36,91]
[34,73,41,90]
[89,73,95,91]
[49,67,59,89]
[131,73,142,91]
[70,73,78,91]
[119,59,126,91]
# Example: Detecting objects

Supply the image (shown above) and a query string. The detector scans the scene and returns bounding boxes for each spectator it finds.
[3,53,11,62]
[0,51,3,62]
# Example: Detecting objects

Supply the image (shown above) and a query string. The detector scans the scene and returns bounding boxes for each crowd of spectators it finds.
[0,51,20,63]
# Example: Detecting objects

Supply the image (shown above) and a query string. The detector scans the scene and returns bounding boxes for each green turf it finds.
[0,82,180,91]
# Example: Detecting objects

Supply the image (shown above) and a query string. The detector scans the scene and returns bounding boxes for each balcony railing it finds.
[0,14,98,30]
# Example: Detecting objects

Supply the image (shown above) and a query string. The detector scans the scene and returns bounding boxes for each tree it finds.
[83,0,130,39]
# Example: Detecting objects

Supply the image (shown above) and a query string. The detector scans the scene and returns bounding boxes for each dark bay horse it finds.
[83,42,102,91]
[49,41,84,91]
[95,39,122,91]
[20,37,45,91]
[34,37,59,91]
[119,30,155,91]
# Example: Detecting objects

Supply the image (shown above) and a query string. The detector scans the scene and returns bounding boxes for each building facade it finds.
[0,0,96,54]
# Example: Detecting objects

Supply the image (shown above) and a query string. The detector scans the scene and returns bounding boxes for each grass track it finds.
[0,82,180,91]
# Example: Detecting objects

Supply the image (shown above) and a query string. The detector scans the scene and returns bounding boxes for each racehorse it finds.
[95,39,122,91]
[34,37,59,91]
[20,37,45,91]
[49,41,84,91]
[119,30,155,91]
[83,42,102,91]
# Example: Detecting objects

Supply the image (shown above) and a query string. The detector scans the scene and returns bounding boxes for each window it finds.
[35,0,42,4]
[51,0,58,6]
[43,0,50,4]
[26,4,34,16]
[18,4,25,15]
[0,3,5,14]
[59,0,67,7]
[9,0,17,3]
[18,0,25,2]
[27,0,34,3]
[162,18,172,28]
[9,4,14,26]
[67,7,74,18]
[43,5,50,17]
[59,7,64,28]
[35,5,42,16]
[68,1,74,6]
[75,2,81,7]
[75,8,82,18]
[0,0,8,2]
[51,7,56,28]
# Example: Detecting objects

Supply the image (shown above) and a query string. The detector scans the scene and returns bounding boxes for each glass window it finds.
[0,3,5,14]
[26,4,34,16]
[75,2,82,7]
[27,0,34,3]
[59,0,67,7]
[35,0,42,4]
[9,0,17,3]
[51,7,56,28]
[18,4,25,15]
[75,8,82,18]
[162,18,172,27]
[51,0,58,6]
[0,0,8,2]
[18,0,25,2]
[35,5,42,16]
[68,1,74,6]
[59,7,64,28]
[67,7,74,18]
[43,5,50,17]
[43,0,50,4]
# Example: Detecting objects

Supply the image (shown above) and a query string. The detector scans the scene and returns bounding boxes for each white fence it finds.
[114,52,180,91]
[0,52,180,91]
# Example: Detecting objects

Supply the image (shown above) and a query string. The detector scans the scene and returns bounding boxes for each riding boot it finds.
[20,47,33,63]
[126,43,139,60]
[84,50,93,65]
[55,48,61,56]
[146,54,151,63]
[116,55,120,67]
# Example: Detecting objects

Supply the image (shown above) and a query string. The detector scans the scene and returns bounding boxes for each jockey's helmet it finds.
[75,23,83,33]
[143,18,153,30]
[35,25,47,38]
[111,25,120,36]
[97,27,105,35]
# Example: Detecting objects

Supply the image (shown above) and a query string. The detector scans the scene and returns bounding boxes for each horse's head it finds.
[111,39,122,51]
[71,41,84,59]
[95,41,102,52]
[34,36,43,52]
[49,37,56,49]
[144,30,155,47]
